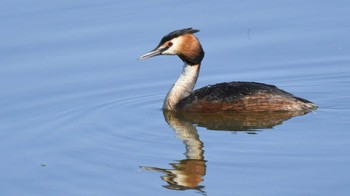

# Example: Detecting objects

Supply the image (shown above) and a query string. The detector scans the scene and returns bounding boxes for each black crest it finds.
[157,28,200,47]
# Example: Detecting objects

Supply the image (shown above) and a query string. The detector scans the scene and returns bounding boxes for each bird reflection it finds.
[141,110,206,192]
[169,110,310,131]
[141,110,312,192]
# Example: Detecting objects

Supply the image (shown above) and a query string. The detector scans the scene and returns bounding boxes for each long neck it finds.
[163,63,200,111]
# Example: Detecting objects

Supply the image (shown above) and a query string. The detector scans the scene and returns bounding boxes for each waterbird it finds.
[138,28,317,112]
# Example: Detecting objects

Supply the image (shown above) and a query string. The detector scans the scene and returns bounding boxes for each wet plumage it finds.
[176,82,316,112]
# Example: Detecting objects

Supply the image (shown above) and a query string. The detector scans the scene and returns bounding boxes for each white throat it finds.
[163,63,200,111]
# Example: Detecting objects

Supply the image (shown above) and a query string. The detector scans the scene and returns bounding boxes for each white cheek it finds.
[162,37,182,55]
[163,47,177,55]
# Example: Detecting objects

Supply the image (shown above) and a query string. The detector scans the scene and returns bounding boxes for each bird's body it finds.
[176,81,316,112]
[139,28,317,113]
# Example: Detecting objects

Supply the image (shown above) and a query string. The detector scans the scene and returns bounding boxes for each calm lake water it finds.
[1,1,350,195]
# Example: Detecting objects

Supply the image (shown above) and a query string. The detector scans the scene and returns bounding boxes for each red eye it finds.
[168,42,173,47]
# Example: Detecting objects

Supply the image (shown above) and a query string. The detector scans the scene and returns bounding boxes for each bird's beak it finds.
[138,47,167,60]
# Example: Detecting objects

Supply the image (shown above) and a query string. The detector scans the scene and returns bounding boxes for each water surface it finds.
[1,1,350,195]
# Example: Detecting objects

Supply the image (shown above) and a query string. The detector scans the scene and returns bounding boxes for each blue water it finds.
[1,1,350,195]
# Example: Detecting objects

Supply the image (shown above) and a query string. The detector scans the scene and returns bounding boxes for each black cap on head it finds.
[157,28,200,48]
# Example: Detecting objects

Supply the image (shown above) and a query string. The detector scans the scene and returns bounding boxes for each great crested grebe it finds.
[138,28,317,112]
